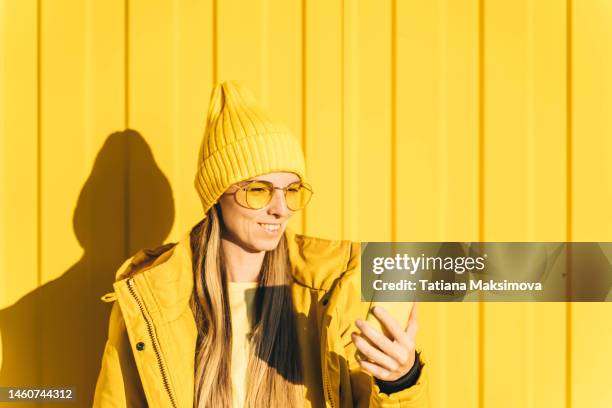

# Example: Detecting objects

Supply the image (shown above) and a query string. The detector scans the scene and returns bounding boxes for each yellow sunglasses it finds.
[227,180,313,211]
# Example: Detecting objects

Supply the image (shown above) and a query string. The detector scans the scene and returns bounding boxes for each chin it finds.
[254,238,282,252]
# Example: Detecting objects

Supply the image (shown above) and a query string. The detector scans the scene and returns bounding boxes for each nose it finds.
[266,188,290,218]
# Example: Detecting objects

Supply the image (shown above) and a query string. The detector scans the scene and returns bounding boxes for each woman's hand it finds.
[351,303,418,382]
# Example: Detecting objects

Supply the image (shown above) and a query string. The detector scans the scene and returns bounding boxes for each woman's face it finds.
[218,172,300,252]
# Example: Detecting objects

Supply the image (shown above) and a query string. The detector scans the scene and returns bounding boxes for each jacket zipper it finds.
[127,277,178,408]
[321,315,336,408]
[323,370,335,408]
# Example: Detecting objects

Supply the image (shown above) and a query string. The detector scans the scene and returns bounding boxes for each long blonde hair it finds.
[190,204,303,407]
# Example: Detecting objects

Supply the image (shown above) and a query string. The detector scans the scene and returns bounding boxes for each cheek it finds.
[218,197,288,251]
[234,214,259,239]
[219,200,259,238]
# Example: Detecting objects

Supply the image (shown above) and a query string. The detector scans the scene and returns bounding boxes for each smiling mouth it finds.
[258,222,281,233]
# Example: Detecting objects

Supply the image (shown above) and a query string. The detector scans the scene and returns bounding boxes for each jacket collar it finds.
[113,225,354,322]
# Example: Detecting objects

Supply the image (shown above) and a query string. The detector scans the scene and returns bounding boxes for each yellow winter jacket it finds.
[93,226,430,407]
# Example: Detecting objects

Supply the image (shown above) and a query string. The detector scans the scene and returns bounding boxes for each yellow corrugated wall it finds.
[0,0,610,407]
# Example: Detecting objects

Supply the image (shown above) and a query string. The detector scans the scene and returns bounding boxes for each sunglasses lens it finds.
[285,182,313,211]
[244,181,273,209]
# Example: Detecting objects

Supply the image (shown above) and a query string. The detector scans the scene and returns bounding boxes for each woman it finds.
[93,81,429,407]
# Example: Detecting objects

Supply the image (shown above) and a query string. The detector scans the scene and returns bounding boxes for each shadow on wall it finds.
[0,130,174,407]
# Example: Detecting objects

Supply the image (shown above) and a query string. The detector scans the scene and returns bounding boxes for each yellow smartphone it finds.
[355,301,414,362]
[365,301,414,338]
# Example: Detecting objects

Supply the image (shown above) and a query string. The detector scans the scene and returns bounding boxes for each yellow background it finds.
[1,0,611,407]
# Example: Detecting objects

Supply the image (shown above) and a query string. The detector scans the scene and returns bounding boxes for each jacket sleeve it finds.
[93,298,147,407]
[338,241,431,408]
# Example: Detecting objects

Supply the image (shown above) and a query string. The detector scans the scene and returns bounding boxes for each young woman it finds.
[93,81,429,407]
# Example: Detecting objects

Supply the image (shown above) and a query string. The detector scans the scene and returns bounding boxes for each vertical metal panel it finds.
[572,0,612,406]
[217,0,265,97]
[342,0,359,242]
[0,0,40,389]
[526,2,568,406]
[482,0,567,406]
[129,0,178,248]
[439,3,481,403]
[40,0,88,280]
[0,0,39,307]
[303,0,344,239]
[175,0,214,230]
[350,0,393,242]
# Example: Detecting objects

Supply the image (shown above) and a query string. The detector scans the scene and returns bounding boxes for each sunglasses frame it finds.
[225,179,313,211]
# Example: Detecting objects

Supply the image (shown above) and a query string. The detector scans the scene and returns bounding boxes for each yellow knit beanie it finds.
[194,81,306,215]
